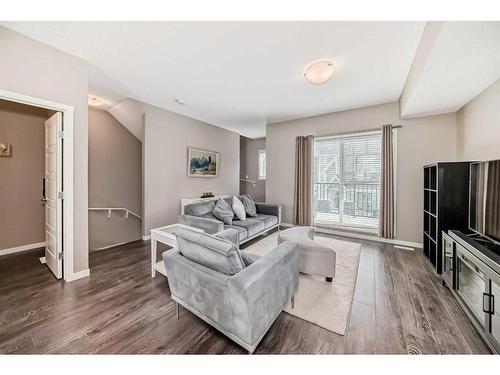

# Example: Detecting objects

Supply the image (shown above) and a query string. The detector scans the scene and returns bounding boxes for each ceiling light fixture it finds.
[88,95,104,107]
[304,59,335,85]
[174,99,185,105]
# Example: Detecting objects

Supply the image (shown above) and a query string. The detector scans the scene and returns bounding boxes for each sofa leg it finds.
[175,301,179,320]
[326,277,333,282]
[291,295,295,309]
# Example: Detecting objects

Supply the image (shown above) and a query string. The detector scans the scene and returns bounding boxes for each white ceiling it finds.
[401,21,500,118]
[3,21,499,138]
[1,21,425,138]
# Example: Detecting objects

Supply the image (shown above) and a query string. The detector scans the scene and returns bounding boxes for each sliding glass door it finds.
[313,131,382,232]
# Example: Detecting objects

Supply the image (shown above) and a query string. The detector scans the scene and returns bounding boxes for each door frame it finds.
[0,89,76,282]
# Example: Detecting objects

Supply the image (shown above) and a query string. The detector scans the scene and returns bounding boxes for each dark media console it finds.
[443,230,500,353]
[423,162,471,274]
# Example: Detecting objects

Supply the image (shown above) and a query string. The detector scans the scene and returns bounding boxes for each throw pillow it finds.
[232,195,246,221]
[212,198,234,225]
[240,195,257,217]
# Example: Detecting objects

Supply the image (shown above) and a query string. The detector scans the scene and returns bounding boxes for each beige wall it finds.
[240,136,266,202]
[0,27,89,272]
[457,78,500,161]
[0,100,48,250]
[143,103,239,233]
[88,108,142,250]
[267,101,458,244]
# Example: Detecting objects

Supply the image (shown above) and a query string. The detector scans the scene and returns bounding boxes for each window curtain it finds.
[293,135,314,226]
[485,160,500,237]
[379,124,395,239]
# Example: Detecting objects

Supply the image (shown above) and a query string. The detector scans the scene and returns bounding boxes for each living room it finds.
[1,1,500,373]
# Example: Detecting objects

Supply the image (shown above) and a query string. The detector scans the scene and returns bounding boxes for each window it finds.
[258,149,266,180]
[313,131,381,232]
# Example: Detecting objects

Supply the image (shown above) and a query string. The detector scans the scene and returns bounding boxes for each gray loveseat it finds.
[179,195,281,246]
[163,228,299,353]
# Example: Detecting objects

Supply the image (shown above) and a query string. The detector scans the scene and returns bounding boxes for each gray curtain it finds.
[293,135,314,226]
[379,124,395,239]
[485,160,500,238]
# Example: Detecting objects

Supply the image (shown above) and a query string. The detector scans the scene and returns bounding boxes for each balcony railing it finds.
[313,182,380,229]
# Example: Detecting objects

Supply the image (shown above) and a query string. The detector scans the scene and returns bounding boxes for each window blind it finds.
[313,131,382,231]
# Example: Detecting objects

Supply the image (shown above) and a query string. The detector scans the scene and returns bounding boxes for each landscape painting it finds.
[0,143,11,157]
[188,147,219,177]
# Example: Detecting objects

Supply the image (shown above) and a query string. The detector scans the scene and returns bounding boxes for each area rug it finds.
[243,231,361,335]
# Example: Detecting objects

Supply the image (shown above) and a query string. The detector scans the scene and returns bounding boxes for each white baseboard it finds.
[92,238,142,251]
[280,223,423,249]
[0,241,45,257]
[394,245,416,251]
[142,234,151,241]
[65,268,90,282]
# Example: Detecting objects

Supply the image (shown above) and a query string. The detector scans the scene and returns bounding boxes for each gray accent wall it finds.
[457,78,500,161]
[240,136,266,202]
[0,100,47,250]
[266,101,458,244]
[143,102,239,234]
[0,26,89,273]
[88,108,142,250]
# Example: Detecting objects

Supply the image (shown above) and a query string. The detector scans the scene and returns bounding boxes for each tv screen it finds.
[470,160,500,243]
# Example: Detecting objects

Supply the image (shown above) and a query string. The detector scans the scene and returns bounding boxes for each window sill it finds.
[314,223,379,236]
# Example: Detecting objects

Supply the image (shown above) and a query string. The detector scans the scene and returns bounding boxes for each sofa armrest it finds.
[227,241,299,344]
[255,202,281,224]
[178,214,224,234]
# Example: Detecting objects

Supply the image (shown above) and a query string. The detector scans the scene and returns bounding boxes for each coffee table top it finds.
[151,223,204,237]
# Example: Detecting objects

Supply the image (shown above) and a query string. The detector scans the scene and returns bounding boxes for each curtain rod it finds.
[314,125,402,139]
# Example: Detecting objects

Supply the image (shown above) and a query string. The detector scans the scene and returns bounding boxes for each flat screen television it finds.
[469,160,500,244]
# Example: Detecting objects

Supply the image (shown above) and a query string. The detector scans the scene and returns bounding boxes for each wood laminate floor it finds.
[0,232,492,354]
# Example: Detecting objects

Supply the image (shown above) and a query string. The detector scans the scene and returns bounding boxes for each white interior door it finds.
[44,112,63,279]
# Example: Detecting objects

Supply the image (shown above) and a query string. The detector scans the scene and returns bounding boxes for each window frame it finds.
[313,130,382,234]
[258,149,266,180]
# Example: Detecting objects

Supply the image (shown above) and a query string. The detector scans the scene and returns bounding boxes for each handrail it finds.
[240,178,256,187]
[88,207,142,220]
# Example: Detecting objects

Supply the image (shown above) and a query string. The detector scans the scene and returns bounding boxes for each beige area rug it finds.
[243,231,361,335]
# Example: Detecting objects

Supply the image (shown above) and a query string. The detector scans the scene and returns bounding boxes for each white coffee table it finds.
[150,223,204,277]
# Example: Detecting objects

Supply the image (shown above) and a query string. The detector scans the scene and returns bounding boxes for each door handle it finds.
[483,292,494,314]
[41,177,47,205]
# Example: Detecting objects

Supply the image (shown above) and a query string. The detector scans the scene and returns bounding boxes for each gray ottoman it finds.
[278,226,336,282]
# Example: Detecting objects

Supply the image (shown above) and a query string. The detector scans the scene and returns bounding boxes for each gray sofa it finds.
[179,195,281,246]
[163,228,299,353]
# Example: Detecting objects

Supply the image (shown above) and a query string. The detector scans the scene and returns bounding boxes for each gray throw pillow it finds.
[212,198,234,225]
[240,195,257,217]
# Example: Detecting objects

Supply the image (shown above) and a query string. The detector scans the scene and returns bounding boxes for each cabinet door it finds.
[456,245,486,326]
[486,273,500,351]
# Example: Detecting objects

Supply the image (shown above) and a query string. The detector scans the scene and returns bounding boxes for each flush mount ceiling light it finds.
[88,95,104,107]
[304,59,335,85]
[174,99,185,105]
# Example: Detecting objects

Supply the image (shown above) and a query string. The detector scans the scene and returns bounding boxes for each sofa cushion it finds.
[239,195,257,217]
[184,200,216,216]
[212,198,234,225]
[232,196,246,221]
[240,251,261,266]
[174,228,245,276]
[254,214,278,229]
[231,218,265,238]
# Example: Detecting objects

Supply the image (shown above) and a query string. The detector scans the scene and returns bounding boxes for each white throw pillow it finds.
[232,195,246,221]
